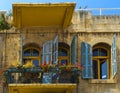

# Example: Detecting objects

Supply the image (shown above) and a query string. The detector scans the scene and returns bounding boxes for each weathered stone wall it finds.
[69,11,120,32]
[21,28,70,46]
[1,30,20,67]
[0,32,6,68]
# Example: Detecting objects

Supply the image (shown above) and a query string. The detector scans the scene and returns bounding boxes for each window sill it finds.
[89,75,117,84]
[89,79,117,83]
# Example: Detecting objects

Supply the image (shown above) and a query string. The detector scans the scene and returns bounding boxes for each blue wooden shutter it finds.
[53,36,58,64]
[112,34,117,78]
[70,35,77,64]
[42,41,53,64]
[81,42,93,78]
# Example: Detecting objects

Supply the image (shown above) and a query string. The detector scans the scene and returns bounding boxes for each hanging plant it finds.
[40,62,50,72]
[59,63,83,72]
[23,60,34,68]
[40,62,57,72]
[73,62,84,71]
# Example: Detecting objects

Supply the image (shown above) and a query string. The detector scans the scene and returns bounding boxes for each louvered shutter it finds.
[81,42,93,78]
[70,35,77,64]
[112,34,117,78]
[42,41,53,64]
[53,36,58,64]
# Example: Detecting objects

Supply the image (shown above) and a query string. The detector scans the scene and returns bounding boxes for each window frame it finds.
[92,46,110,79]
[58,46,70,65]
[23,47,41,66]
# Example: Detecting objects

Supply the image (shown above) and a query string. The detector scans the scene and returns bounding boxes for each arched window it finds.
[23,47,40,67]
[59,49,68,56]
[93,48,108,56]
[93,44,110,79]
[58,43,70,65]
[81,34,117,79]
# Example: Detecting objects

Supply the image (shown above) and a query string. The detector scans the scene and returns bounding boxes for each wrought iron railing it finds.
[4,66,81,84]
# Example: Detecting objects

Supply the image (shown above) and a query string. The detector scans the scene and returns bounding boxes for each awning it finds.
[8,84,76,93]
[12,3,76,29]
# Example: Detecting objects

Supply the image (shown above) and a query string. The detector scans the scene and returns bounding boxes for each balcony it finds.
[4,64,81,84]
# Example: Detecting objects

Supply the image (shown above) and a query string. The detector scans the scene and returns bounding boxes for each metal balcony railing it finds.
[76,8,120,16]
[4,67,80,84]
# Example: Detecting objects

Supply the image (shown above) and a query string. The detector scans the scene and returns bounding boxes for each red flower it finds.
[44,61,46,65]
[74,62,84,70]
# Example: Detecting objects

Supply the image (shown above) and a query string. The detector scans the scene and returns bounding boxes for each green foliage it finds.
[0,14,10,30]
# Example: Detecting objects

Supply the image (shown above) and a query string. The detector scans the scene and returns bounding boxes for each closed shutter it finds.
[70,35,77,64]
[53,36,58,64]
[42,41,53,64]
[112,34,117,78]
[81,42,93,78]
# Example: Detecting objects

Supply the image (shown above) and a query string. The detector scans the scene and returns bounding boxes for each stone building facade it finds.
[71,11,120,93]
[0,5,120,93]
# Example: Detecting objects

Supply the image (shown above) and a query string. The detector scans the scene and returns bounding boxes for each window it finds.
[93,48,107,56]
[42,35,77,66]
[59,49,68,56]
[23,47,40,67]
[93,47,109,79]
[42,41,53,64]
[81,34,117,80]
[24,49,30,56]
[58,43,70,65]
[42,36,58,65]
[32,49,39,56]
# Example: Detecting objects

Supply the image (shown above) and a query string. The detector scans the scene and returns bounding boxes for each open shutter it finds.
[112,34,117,78]
[81,42,93,78]
[70,35,77,64]
[53,36,58,64]
[42,41,53,64]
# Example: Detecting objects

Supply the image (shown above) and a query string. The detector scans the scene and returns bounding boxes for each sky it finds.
[0,0,120,11]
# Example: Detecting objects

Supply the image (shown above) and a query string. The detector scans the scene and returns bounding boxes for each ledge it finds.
[89,74,117,84]
[89,79,117,84]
